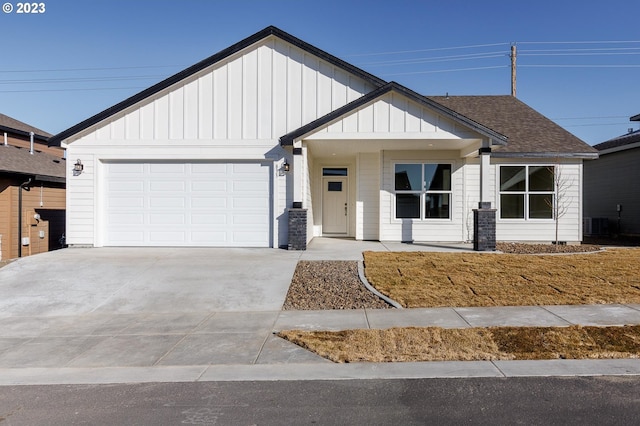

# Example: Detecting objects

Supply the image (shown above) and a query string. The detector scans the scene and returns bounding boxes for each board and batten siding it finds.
[73,37,375,143]
[64,35,376,247]
[307,93,480,140]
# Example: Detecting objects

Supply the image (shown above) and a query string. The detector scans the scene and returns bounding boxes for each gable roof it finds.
[428,95,598,158]
[0,144,66,181]
[0,113,52,141]
[48,26,387,146]
[279,82,508,146]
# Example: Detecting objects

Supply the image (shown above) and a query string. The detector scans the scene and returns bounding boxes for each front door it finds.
[322,177,348,234]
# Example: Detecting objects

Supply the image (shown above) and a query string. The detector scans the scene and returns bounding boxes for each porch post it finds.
[288,145,307,250]
[292,144,303,209]
[474,145,496,251]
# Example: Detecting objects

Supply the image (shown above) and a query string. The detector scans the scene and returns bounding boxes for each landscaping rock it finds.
[283,260,391,310]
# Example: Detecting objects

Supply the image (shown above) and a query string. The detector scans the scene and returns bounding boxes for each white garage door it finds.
[104,162,271,247]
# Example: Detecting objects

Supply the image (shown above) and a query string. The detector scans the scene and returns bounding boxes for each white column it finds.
[292,142,303,208]
[479,141,492,205]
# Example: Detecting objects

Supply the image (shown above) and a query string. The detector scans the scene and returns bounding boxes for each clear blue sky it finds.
[2,0,639,145]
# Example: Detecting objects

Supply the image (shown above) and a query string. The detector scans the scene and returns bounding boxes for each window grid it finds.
[499,165,555,220]
[394,163,452,220]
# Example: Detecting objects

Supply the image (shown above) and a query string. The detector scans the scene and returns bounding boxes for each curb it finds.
[357,261,404,309]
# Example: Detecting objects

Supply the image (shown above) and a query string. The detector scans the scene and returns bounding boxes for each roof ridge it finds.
[49,26,387,146]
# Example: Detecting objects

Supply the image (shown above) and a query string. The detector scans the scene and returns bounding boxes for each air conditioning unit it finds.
[583,218,609,236]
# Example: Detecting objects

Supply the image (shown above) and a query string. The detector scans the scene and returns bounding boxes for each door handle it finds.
[345,203,347,216]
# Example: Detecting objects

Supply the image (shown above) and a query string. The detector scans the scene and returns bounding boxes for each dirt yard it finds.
[278,325,640,363]
[363,248,640,308]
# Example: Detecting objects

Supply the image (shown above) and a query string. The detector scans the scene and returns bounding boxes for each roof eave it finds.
[48,26,387,147]
[280,82,508,146]
[0,125,50,142]
[491,151,599,160]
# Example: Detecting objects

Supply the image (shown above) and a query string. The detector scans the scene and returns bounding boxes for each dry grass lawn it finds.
[363,248,640,308]
[278,325,640,363]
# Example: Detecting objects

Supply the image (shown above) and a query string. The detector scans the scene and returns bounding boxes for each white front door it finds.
[322,177,348,234]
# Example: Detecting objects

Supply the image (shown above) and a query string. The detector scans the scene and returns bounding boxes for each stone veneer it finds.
[287,208,307,250]
[473,202,496,251]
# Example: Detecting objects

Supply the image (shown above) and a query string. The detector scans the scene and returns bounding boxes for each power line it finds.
[518,40,640,45]
[382,65,507,76]
[0,65,179,73]
[0,87,146,93]
[520,64,640,68]
[359,52,506,67]
[343,42,510,58]
[0,75,166,84]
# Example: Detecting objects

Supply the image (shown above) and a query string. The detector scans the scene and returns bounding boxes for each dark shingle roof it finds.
[0,113,52,139]
[280,82,507,146]
[428,95,598,158]
[0,144,66,180]
[593,130,640,152]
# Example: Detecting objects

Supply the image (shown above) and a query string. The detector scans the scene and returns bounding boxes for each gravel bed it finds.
[496,242,601,254]
[283,244,605,310]
[282,260,391,310]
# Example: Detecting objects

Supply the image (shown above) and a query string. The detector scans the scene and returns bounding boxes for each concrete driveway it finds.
[0,247,302,317]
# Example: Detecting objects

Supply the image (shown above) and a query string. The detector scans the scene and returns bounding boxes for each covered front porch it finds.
[281,82,506,251]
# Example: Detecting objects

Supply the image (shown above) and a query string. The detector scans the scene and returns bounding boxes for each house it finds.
[584,114,640,236]
[48,26,597,251]
[0,114,66,260]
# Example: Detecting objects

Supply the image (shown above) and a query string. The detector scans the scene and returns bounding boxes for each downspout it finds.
[18,178,32,257]
[3,132,7,146]
[29,132,34,154]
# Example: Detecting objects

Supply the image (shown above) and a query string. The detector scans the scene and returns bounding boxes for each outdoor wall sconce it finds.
[283,160,290,172]
[73,159,84,176]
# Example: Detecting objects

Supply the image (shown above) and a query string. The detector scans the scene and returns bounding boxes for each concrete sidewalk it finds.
[1,304,640,385]
[1,239,639,385]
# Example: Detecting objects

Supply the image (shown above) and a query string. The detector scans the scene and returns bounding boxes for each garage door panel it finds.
[149,231,187,243]
[104,162,271,247]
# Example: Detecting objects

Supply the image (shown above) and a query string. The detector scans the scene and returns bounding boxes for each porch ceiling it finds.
[305,137,482,158]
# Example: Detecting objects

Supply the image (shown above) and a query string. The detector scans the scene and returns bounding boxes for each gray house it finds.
[584,114,640,236]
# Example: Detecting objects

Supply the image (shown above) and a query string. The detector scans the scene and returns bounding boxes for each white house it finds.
[49,26,598,250]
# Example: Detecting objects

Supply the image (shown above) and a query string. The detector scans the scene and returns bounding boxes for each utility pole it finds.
[510,44,517,97]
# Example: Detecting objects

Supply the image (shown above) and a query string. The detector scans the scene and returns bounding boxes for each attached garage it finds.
[103,161,272,247]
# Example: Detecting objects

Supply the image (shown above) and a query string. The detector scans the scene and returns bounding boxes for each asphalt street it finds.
[1,377,640,425]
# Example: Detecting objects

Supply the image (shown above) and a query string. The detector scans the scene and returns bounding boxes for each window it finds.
[499,166,554,219]
[323,168,348,176]
[395,163,452,219]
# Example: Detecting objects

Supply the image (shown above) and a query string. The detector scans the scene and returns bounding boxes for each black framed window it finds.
[395,163,452,219]
[500,165,554,219]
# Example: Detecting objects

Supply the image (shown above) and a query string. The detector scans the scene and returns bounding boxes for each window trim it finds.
[498,165,555,221]
[393,162,453,221]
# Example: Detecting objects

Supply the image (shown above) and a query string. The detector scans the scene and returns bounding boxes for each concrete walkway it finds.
[1,239,639,384]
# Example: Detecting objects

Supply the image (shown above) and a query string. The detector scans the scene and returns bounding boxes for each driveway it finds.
[0,247,302,317]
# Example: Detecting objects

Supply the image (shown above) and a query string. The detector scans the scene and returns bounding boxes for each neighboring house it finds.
[584,114,640,236]
[0,114,66,260]
[48,26,597,250]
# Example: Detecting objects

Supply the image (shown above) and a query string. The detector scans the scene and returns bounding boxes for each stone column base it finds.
[473,202,496,251]
[287,208,307,250]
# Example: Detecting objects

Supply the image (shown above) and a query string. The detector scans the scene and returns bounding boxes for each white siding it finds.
[356,152,380,240]
[379,150,465,242]
[64,35,375,248]
[68,37,374,145]
[307,93,479,140]
[495,160,583,243]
